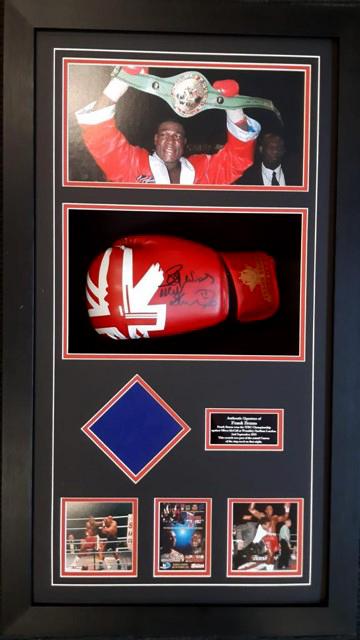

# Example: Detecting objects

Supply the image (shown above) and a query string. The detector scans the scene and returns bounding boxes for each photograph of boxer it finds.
[227,499,303,577]
[65,60,306,187]
[61,498,138,577]
[74,65,261,185]
[154,499,212,576]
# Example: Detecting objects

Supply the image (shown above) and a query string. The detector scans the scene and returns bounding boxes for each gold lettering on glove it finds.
[239,261,273,302]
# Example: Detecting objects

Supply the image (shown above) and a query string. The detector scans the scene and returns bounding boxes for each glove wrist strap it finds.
[103,77,129,102]
[221,251,280,322]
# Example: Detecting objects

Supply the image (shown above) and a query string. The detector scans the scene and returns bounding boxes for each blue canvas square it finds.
[89,381,184,475]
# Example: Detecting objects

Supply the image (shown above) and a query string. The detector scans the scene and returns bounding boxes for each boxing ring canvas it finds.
[1,1,359,638]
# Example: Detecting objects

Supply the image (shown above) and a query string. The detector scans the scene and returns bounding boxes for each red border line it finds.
[303,65,311,191]
[62,58,312,191]
[299,208,308,361]
[60,497,138,578]
[226,498,304,578]
[64,58,312,70]
[81,374,191,483]
[153,498,212,578]
[205,408,284,451]
[62,204,307,362]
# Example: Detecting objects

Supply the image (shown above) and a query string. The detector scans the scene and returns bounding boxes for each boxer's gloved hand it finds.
[118,65,149,76]
[213,79,240,98]
[213,79,245,124]
[86,236,279,340]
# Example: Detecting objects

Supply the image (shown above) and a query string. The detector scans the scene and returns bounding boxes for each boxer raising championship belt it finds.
[76,65,271,185]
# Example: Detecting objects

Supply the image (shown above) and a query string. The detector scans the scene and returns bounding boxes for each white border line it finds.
[56,47,320,59]
[50,47,56,585]
[50,48,320,588]
[308,54,321,586]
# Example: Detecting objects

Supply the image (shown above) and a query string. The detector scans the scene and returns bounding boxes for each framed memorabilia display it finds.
[2,1,359,638]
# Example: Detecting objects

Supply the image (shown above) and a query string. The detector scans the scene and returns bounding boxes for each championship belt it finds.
[112,67,282,121]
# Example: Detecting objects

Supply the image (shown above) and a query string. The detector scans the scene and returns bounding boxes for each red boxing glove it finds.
[86,236,279,340]
[122,65,149,75]
[212,79,240,97]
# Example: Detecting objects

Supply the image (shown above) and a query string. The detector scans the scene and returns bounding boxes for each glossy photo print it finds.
[64,57,310,190]
[154,499,212,577]
[60,498,138,577]
[227,499,303,578]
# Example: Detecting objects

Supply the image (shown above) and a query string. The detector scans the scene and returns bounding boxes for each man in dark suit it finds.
[237,132,299,186]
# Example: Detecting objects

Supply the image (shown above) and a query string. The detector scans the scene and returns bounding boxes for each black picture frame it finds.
[2,1,359,637]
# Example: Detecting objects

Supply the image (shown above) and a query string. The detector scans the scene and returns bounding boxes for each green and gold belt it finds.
[112,67,282,121]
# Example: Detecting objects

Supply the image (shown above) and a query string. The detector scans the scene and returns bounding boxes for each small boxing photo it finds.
[154,498,212,577]
[60,497,138,577]
[227,498,303,577]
